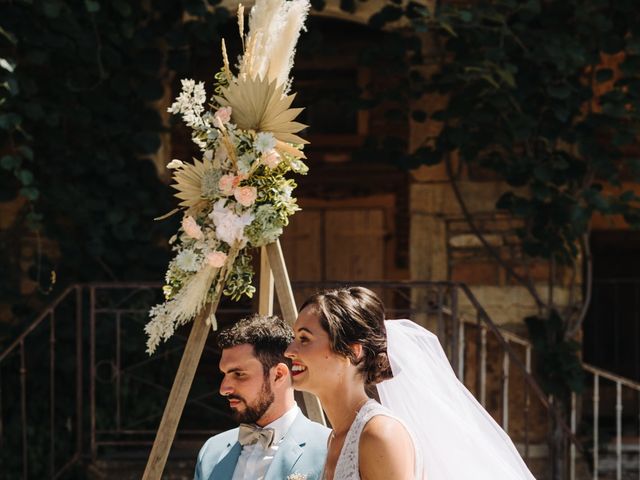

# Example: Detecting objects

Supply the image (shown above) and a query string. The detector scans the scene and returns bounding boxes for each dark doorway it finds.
[583,230,640,381]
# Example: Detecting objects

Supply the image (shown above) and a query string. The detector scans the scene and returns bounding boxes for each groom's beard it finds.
[228,379,275,424]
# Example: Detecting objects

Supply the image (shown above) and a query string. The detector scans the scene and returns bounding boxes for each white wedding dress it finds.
[332,399,421,480]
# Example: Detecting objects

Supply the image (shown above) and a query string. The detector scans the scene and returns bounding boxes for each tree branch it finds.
[445,153,547,310]
[566,233,592,339]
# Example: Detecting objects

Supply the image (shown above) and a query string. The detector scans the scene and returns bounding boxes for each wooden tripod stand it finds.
[142,240,326,479]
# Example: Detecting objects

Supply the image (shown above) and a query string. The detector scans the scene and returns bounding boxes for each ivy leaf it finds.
[17,146,34,161]
[6,77,19,95]
[595,68,613,83]
[17,170,34,186]
[185,0,207,16]
[459,10,472,22]
[547,83,571,99]
[411,110,427,122]
[42,0,63,18]
[340,0,356,13]
[533,164,552,182]
[0,155,21,170]
[0,113,21,129]
[113,0,132,17]
[310,0,326,10]
[20,187,39,201]
[369,5,404,29]
[84,0,100,13]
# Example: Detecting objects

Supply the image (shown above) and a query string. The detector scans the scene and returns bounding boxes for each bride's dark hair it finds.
[300,286,392,384]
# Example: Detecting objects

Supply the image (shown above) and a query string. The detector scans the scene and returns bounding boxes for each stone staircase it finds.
[87,441,204,479]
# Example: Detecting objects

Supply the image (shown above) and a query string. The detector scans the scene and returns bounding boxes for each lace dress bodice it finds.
[331,399,403,480]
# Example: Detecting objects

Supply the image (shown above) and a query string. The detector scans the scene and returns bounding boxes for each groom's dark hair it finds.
[217,314,294,376]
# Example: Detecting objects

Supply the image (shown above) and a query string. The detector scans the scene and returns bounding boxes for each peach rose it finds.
[262,150,281,169]
[205,251,228,268]
[234,186,258,207]
[218,174,236,195]
[214,106,232,127]
[181,215,203,240]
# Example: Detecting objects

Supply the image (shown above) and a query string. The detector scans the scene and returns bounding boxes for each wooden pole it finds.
[259,246,274,316]
[265,241,326,425]
[143,241,324,479]
[141,299,219,480]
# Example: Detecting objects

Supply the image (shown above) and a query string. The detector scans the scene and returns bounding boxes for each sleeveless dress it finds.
[330,399,420,480]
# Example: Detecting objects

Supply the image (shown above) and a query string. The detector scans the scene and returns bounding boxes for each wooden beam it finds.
[265,240,326,426]
[259,246,274,316]
[142,300,218,480]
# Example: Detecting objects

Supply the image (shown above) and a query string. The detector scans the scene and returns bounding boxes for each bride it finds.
[285,286,536,480]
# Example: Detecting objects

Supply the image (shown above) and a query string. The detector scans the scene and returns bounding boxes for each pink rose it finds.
[218,174,236,195]
[234,186,258,207]
[181,215,203,240]
[205,251,227,268]
[262,150,281,169]
[214,106,232,127]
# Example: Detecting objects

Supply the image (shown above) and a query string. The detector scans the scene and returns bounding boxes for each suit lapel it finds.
[209,442,242,480]
[264,414,308,480]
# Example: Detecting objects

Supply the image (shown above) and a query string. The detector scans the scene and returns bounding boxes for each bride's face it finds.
[285,306,349,395]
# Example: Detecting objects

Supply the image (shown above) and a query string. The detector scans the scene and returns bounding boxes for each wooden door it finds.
[281,207,386,305]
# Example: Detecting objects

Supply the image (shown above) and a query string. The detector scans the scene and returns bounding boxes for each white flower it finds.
[145,304,175,354]
[167,159,184,169]
[192,136,207,150]
[168,79,207,129]
[209,199,254,246]
[286,474,307,480]
[175,249,201,272]
[192,81,206,105]
[254,132,276,154]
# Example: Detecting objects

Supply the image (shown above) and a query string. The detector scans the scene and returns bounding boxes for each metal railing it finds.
[578,364,640,480]
[0,286,83,480]
[2,281,637,478]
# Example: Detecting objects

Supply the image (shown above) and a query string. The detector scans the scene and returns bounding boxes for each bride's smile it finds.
[285,306,352,395]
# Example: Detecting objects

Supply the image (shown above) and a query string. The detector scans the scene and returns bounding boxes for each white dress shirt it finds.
[232,404,301,480]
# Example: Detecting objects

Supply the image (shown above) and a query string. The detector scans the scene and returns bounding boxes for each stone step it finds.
[87,443,202,480]
[593,437,640,476]
[87,459,195,480]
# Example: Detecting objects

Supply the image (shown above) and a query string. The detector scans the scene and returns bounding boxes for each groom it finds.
[194,314,329,480]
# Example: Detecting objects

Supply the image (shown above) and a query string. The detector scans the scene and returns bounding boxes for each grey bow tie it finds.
[238,423,275,448]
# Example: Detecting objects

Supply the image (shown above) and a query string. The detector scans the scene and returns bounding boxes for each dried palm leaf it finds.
[215,76,308,145]
[171,158,209,209]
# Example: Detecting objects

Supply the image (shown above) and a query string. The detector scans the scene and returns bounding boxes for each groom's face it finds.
[219,344,275,425]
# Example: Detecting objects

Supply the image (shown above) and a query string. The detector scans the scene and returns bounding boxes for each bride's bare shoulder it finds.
[359,415,414,480]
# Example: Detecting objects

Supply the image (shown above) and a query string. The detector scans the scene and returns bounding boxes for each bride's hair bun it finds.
[301,286,393,385]
[368,351,393,384]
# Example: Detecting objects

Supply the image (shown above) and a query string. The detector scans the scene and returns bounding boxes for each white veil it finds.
[376,319,536,480]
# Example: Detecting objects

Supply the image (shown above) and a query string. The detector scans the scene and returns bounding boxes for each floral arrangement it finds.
[145,0,311,354]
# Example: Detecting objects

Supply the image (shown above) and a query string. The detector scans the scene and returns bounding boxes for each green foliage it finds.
[400,0,640,263]
[0,1,237,324]
[526,310,585,397]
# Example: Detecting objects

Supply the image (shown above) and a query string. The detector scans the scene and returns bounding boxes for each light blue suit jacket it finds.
[194,412,330,480]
